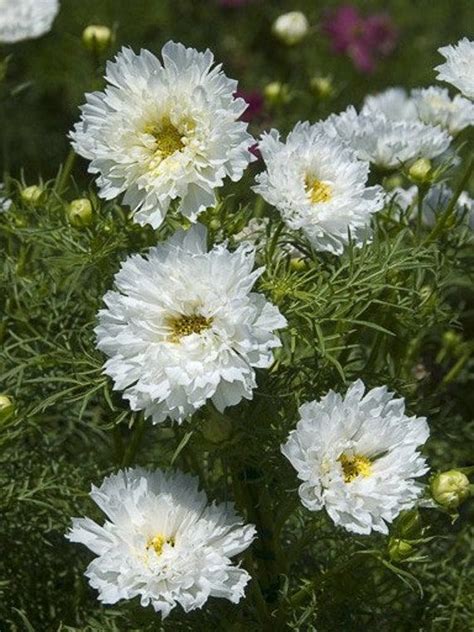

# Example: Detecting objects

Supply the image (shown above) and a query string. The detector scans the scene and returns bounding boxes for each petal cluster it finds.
[254,123,384,254]
[435,38,474,100]
[67,468,256,617]
[71,42,255,229]
[96,224,286,423]
[0,0,58,43]
[281,380,430,534]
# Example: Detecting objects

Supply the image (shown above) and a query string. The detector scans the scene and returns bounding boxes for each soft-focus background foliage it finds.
[1,1,473,631]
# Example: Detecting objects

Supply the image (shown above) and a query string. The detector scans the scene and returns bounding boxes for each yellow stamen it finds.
[338,453,372,483]
[167,313,213,343]
[305,176,332,204]
[147,534,175,556]
[145,117,184,158]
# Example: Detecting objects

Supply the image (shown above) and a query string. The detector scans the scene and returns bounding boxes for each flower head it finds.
[323,106,451,170]
[67,468,256,617]
[361,87,418,121]
[71,42,255,229]
[281,380,430,534]
[0,0,58,43]
[95,224,286,424]
[435,38,474,100]
[324,5,397,73]
[412,86,474,135]
[254,122,383,254]
[272,11,309,46]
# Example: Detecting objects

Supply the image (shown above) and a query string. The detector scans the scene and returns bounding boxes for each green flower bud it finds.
[21,185,43,205]
[209,218,221,231]
[384,174,404,191]
[68,198,93,227]
[289,257,306,271]
[0,394,14,422]
[82,25,113,54]
[430,470,470,510]
[310,76,334,99]
[408,158,432,183]
[272,11,309,46]
[388,537,414,562]
[201,413,233,444]
[263,81,290,106]
[394,509,422,539]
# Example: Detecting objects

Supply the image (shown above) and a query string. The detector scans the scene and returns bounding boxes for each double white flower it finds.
[71,42,254,229]
[0,0,58,43]
[282,381,430,535]
[67,468,256,617]
[436,38,474,100]
[96,224,286,424]
[254,123,384,254]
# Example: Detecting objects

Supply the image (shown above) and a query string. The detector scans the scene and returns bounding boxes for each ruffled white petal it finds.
[0,0,58,43]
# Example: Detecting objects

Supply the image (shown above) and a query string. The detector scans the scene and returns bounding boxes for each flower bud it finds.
[310,76,334,99]
[68,198,93,227]
[82,25,113,54]
[290,257,306,271]
[388,537,414,562]
[21,185,43,205]
[430,470,470,510]
[264,81,290,106]
[273,11,309,46]
[0,394,14,422]
[201,413,233,444]
[408,158,432,183]
[394,509,422,539]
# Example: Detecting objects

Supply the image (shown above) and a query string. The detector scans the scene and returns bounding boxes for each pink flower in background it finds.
[324,5,398,73]
[235,90,264,123]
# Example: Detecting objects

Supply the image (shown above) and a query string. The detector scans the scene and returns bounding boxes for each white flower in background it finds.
[71,42,254,229]
[323,107,451,170]
[0,0,59,43]
[273,11,309,45]
[67,468,256,617]
[435,38,474,100]
[281,380,430,535]
[0,184,12,213]
[361,87,418,121]
[411,87,474,135]
[389,184,474,228]
[254,123,384,254]
[96,224,286,424]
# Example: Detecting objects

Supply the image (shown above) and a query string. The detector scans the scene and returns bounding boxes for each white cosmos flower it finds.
[411,86,474,135]
[0,0,59,43]
[281,380,430,535]
[95,224,286,424]
[253,123,384,254]
[361,87,418,121]
[389,184,474,229]
[67,468,256,617]
[71,42,254,229]
[322,106,451,170]
[435,38,474,100]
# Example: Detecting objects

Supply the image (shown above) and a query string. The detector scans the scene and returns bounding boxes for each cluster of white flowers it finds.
[67,468,256,617]
[360,86,474,136]
[435,38,474,100]
[96,224,286,424]
[281,381,430,534]
[71,42,254,229]
[0,0,59,43]
[254,122,384,254]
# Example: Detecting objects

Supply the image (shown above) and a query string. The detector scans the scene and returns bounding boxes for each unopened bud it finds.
[430,470,470,510]
[394,509,422,539]
[310,76,334,99]
[273,11,309,46]
[264,81,290,106]
[0,394,14,422]
[68,198,93,227]
[82,25,113,54]
[290,257,306,271]
[21,185,43,205]
[408,158,432,183]
[388,537,414,562]
[202,413,233,444]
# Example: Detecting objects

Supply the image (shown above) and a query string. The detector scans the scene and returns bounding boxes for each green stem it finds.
[121,416,146,467]
[55,149,77,195]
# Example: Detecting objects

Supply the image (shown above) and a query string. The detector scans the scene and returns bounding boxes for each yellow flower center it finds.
[167,313,213,343]
[338,453,372,483]
[145,117,184,158]
[305,176,332,204]
[147,534,175,556]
